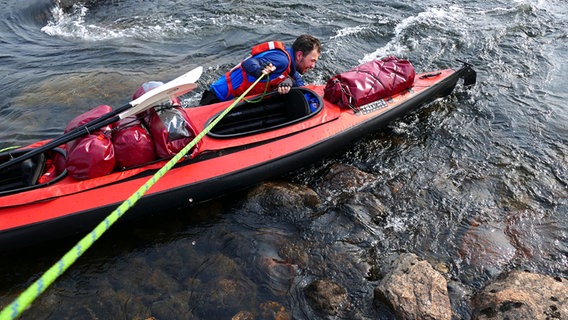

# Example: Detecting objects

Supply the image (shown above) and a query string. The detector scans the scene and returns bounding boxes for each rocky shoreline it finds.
[297,253,567,319]
[228,163,568,319]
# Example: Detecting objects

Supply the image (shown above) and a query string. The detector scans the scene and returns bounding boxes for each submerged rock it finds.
[245,181,321,221]
[374,253,452,320]
[304,279,350,317]
[504,209,565,262]
[231,310,255,320]
[458,216,517,281]
[257,254,297,296]
[340,191,388,232]
[314,163,377,205]
[149,291,193,319]
[230,301,291,320]
[278,241,310,268]
[202,276,256,317]
[259,301,291,320]
[472,270,568,320]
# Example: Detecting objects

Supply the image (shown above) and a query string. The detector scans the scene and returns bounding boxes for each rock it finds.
[197,253,242,281]
[447,280,474,318]
[472,270,568,320]
[230,301,291,320]
[196,276,256,318]
[149,291,193,319]
[342,191,388,223]
[278,242,310,268]
[304,279,350,317]
[208,277,255,306]
[232,310,255,320]
[458,216,517,280]
[245,181,320,221]
[145,268,183,293]
[504,209,564,261]
[257,254,297,296]
[374,253,452,320]
[314,163,377,205]
[259,301,291,320]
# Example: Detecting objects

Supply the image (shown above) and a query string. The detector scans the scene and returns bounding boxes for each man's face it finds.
[295,49,320,74]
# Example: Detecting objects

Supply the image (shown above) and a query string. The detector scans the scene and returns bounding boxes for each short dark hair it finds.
[292,34,321,56]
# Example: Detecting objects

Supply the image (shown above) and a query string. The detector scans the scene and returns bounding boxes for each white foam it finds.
[361,5,467,63]
[41,4,198,41]
[330,26,369,40]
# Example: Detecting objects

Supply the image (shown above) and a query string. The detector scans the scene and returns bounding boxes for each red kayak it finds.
[0,61,476,250]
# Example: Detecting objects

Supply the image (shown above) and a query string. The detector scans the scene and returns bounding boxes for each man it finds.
[200,34,321,105]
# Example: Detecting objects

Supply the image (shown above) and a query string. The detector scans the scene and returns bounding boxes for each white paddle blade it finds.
[121,66,203,119]
[129,66,203,108]
[165,65,204,88]
[119,82,198,119]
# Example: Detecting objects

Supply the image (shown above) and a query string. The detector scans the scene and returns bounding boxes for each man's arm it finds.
[242,50,290,78]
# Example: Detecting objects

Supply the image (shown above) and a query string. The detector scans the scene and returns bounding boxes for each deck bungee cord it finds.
[0,73,268,320]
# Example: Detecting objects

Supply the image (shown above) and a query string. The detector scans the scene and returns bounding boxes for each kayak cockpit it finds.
[0,148,67,196]
[206,87,323,139]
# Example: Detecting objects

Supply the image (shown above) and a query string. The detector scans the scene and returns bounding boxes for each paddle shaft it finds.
[0,115,120,170]
[6,102,129,154]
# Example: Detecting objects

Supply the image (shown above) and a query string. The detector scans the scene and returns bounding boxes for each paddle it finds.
[0,66,203,172]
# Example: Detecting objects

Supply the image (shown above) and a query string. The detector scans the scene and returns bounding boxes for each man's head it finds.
[292,34,321,74]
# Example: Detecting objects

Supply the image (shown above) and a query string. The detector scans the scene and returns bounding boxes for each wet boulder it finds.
[230,301,291,320]
[472,270,568,319]
[201,276,257,318]
[374,253,452,320]
[259,301,291,320]
[231,311,255,320]
[458,216,517,281]
[340,191,389,230]
[256,253,297,296]
[245,181,321,221]
[314,163,377,205]
[504,209,565,262]
[304,279,350,317]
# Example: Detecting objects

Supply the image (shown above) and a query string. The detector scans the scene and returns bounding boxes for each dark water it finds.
[1,0,567,319]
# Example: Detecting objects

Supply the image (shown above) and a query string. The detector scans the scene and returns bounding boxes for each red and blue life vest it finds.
[211,41,292,100]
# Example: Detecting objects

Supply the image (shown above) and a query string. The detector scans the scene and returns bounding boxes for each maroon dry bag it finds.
[324,56,415,110]
[112,117,156,169]
[64,104,116,180]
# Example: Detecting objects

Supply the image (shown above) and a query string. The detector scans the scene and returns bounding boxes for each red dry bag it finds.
[64,105,116,180]
[324,56,415,110]
[112,117,156,169]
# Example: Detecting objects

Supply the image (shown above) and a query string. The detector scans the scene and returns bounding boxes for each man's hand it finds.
[277,77,293,95]
[262,63,276,75]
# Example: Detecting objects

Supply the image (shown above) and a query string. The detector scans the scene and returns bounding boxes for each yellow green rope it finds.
[0,73,267,320]
[243,78,270,103]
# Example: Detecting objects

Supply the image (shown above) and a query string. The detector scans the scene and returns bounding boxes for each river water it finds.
[1,0,567,319]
